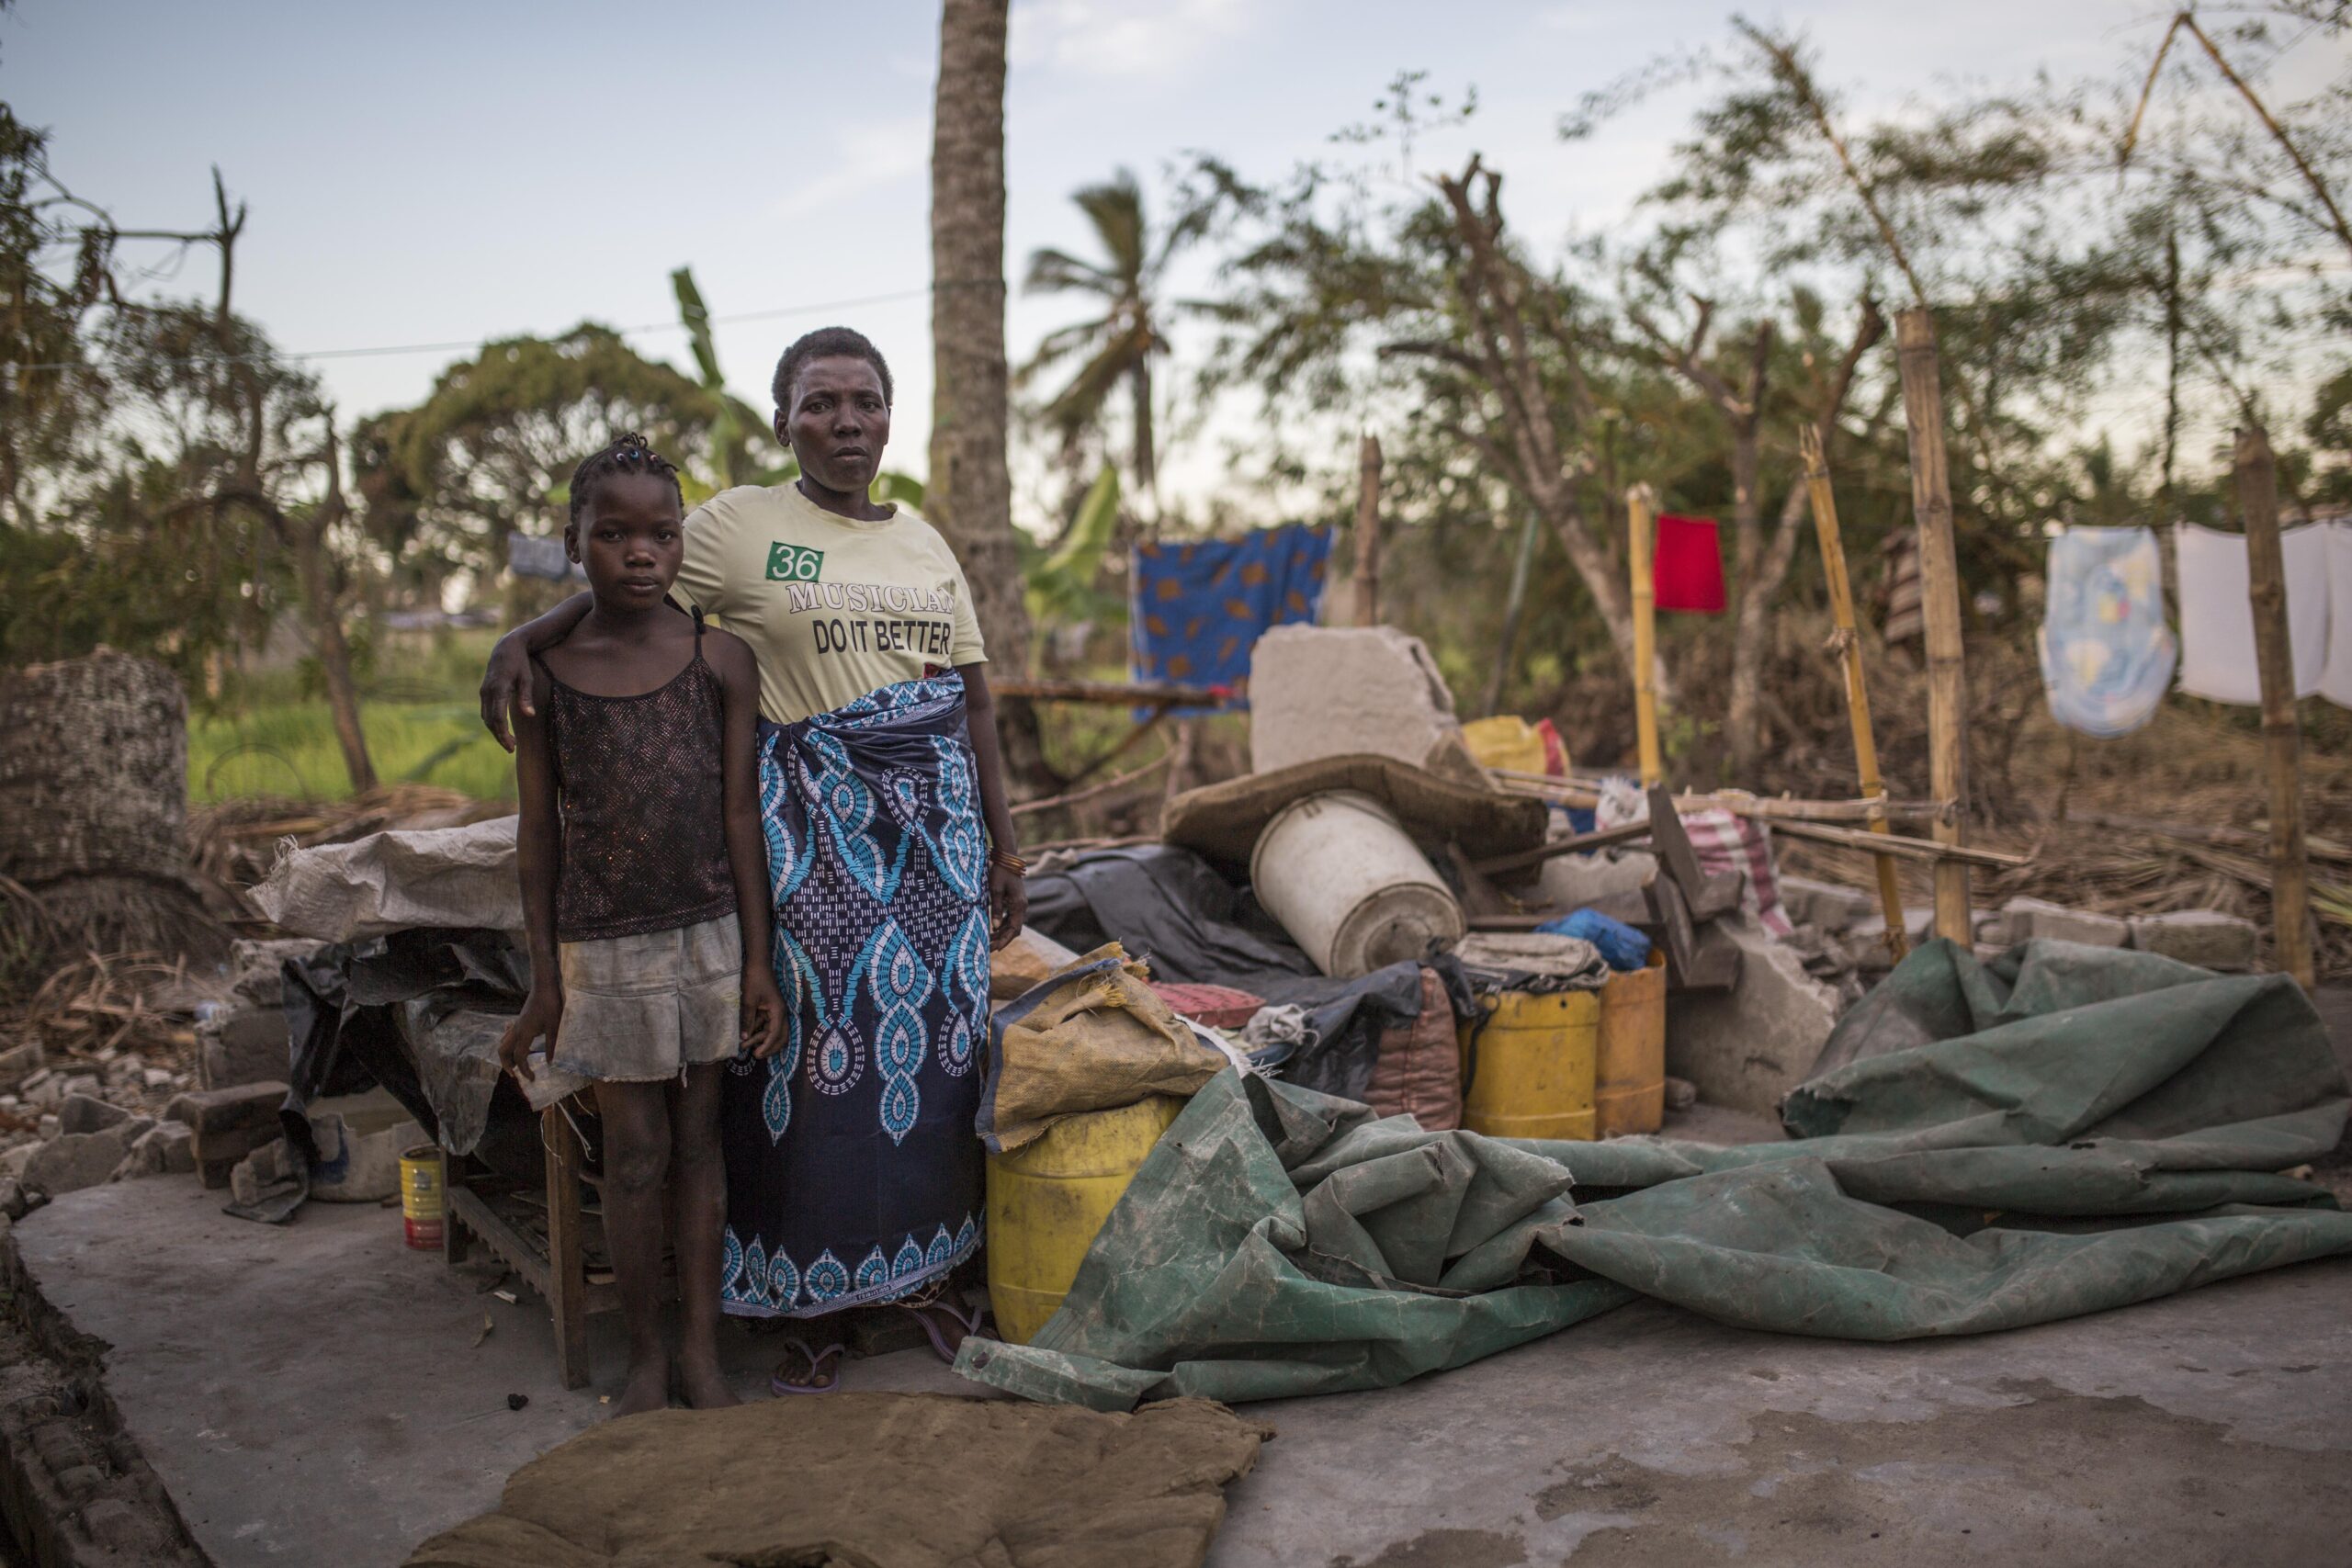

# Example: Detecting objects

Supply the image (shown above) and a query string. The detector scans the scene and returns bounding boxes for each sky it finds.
[6,1,2337,519]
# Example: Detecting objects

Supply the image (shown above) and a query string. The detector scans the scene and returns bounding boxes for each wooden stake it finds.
[1351,434,1384,625]
[1894,308,1973,943]
[2236,423,2316,989]
[1800,423,1907,962]
[1627,483,1662,788]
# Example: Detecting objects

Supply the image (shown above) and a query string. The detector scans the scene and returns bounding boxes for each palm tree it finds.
[1021,169,1200,511]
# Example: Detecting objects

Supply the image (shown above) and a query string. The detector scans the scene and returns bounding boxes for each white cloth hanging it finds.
[2324,523,2352,709]
[2174,523,2329,705]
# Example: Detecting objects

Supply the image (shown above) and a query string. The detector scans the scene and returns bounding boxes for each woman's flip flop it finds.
[770,1339,844,1395]
[899,1296,987,1365]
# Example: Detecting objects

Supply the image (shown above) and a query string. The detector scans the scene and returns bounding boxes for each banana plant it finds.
[1026,462,1123,626]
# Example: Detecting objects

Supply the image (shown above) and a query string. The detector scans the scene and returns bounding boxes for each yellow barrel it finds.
[986,1094,1185,1345]
[1595,952,1668,1137]
[1460,990,1600,1141]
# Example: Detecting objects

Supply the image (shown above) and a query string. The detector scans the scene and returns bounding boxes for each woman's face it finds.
[781,355,891,495]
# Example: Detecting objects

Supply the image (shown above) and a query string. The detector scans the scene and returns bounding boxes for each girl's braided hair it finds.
[566,432,683,527]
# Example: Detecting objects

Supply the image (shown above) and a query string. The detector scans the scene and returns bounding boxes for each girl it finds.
[482,331,1024,1393]
[499,434,786,1416]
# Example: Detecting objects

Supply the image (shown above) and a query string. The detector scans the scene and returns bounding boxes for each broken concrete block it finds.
[114,1121,196,1179]
[57,1093,131,1136]
[1248,626,1478,780]
[23,1124,142,1196]
[198,1005,288,1090]
[171,1079,290,1187]
[1778,877,1875,935]
[1999,897,2128,948]
[1667,913,1842,1118]
[0,1039,42,1088]
[0,1143,35,1179]
[2128,909,2259,972]
[0,1174,22,1219]
[230,1137,298,1207]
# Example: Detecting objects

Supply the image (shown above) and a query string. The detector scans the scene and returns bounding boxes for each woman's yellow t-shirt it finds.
[673,483,988,723]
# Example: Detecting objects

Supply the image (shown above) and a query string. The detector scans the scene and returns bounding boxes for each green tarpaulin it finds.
[956,939,2352,1411]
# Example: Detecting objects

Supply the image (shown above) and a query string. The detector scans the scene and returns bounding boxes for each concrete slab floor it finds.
[12,1173,2352,1567]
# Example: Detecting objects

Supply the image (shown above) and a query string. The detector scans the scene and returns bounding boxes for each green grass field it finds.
[187,629,519,804]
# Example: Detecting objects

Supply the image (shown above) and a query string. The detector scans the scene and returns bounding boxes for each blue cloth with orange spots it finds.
[1129,525,1333,715]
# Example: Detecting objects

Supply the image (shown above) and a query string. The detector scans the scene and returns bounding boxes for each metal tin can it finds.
[399,1145,445,1251]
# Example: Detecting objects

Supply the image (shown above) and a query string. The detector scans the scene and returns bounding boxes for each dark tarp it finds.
[405,1393,1264,1568]
[956,939,2352,1410]
[1023,844,1473,1102]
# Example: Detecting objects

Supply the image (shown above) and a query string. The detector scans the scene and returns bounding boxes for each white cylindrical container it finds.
[1250,790,1464,977]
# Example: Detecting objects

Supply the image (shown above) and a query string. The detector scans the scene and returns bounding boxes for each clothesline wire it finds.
[3,276,1003,375]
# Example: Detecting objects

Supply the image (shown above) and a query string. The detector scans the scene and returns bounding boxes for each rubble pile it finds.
[0,938,304,1219]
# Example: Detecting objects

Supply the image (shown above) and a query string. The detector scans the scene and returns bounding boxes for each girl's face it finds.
[567,472,684,611]
[780,355,891,494]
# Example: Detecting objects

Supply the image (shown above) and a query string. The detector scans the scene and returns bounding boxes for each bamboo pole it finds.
[1800,423,1908,962]
[2236,424,2316,990]
[1485,770,1937,826]
[1627,483,1662,788]
[1351,434,1384,625]
[1894,309,1973,943]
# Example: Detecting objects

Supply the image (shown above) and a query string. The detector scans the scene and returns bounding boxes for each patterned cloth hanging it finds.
[1130,525,1331,715]
[718,672,989,1319]
[2036,525,2177,739]
[1652,514,1726,614]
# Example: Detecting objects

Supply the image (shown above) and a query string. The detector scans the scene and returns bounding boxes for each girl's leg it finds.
[668,1060,738,1408]
[595,1080,673,1416]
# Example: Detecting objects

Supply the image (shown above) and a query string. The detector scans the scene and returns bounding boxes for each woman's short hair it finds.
[772,326,894,413]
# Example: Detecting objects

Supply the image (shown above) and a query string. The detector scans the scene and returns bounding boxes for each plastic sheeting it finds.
[956,939,2352,1410]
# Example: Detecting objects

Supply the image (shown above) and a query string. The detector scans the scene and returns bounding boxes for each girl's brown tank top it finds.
[537,614,736,944]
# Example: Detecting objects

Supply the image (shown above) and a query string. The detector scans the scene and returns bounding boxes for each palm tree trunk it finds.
[929,0,1051,787]
[1130,355,1158,513]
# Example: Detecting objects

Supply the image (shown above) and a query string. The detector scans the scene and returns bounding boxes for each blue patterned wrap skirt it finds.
[719,672,989,1317]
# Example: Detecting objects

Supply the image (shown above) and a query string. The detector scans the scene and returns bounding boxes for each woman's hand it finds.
[479,632,537,754]
[988,862,1027,951]
[741,969,788,1059]
[498,987,563,1082]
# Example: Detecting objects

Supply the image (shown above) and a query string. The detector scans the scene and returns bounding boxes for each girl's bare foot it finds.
[613,1352,672,1417]
[677,1354,741,1409]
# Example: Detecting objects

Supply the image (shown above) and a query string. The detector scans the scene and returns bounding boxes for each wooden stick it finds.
[1012,750,1172,818]
[1484,770,1937,825]
[1627,483,1662,789]
[1801,423,1907,962]
[1765,817,2029,870]
[2236,423,2315,989]
[1895,308,1973,942]
[1352,433,1384,625]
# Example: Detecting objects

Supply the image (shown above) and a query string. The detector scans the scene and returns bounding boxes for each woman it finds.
[480,327,1026,1393]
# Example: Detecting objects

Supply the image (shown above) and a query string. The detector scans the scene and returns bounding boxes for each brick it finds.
[0,1039,42,1088]
[2128,909,2259,972]
[1778,875,1877,934]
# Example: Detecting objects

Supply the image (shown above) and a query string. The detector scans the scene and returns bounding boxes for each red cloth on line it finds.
[1654,513,1726,614]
